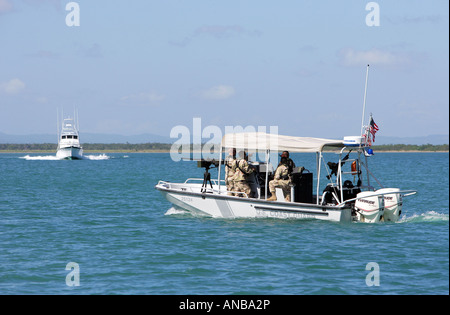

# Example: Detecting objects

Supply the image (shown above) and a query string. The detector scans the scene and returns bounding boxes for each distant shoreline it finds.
[0,150,448,154]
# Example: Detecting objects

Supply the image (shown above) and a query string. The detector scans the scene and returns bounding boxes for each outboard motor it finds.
[376,188,402,222]
[354,191,384,223]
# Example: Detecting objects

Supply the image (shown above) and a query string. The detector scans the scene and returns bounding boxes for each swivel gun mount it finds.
[197,159,222,170]
[194,159,223,193]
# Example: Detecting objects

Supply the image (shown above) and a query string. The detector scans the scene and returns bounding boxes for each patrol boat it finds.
[155,66,417,223]
[56,114,83,160]
[155,126,416,223]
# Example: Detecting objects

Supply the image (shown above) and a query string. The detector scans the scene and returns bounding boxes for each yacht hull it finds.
[56,147,83,160]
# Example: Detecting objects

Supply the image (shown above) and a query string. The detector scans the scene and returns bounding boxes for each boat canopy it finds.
[221,132,345,153]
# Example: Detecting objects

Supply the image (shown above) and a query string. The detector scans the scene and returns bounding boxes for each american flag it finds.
[369,116,379,142]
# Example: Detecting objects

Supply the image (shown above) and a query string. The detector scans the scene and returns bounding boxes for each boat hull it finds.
[156,182,352,223]
[56,147,83,160]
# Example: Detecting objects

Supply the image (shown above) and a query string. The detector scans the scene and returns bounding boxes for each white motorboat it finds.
[155,66,417,223]
[156,130,416,223]
[56,114,83,160]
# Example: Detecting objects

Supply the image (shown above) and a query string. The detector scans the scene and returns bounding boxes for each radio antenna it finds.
[360,64,370,135]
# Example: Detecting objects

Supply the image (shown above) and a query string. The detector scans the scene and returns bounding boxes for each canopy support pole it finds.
[316,152,322,205]
[265,149,269,200]
[360,64,370,136]
[218,144,223,193]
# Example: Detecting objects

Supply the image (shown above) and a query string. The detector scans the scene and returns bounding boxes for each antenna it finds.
[57,107,59,144]
[360,64,370,135]
[76,108,79,132]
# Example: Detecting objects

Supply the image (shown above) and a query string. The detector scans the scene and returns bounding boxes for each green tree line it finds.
[371,144,449,151]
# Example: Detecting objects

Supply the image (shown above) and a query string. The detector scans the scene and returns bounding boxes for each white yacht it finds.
[56,116,83,160]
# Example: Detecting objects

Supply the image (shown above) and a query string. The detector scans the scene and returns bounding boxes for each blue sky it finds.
[0,0,448,140]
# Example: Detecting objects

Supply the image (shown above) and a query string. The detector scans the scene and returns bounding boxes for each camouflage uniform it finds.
[225,155,237,196]
[269,164,292,201]
[233,158,254,198]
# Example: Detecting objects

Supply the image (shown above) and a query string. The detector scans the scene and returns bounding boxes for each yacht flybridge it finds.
[56,114,83,160]
[155,66,417,223]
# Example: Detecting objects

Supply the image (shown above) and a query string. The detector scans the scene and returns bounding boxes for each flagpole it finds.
[360,64,370,136]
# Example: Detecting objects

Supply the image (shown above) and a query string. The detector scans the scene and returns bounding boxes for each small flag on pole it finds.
[369,116,379,142]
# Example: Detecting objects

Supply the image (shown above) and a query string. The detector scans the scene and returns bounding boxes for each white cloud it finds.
[27,50,60,59]
[339,48,410,67]
[35,96,48,104]
[84,43,103,58]
[196,24,262,39]
[199,85,235,100]
[170,25,262,47]
[0,0,12,14]
[386,15,443,25]
[0,78,26,94]
[120,91,165,106]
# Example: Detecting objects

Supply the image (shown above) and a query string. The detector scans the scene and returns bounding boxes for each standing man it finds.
[233,151,255,198]
[225,148,237,196]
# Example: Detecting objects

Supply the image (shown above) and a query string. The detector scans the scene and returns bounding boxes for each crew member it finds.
[225,148,237,196]
[267,157,292,202]
[281,151,295,174]
[233,151,255,198]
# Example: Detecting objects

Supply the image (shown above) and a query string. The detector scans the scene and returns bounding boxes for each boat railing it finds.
[184,178,226,186]
[157,180,249,197]
[157,179,225,194]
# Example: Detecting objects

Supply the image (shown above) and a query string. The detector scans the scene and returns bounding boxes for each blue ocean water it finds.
[0,152,448,295]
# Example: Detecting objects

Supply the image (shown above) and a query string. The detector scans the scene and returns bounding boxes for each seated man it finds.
[267,157,292,201]
[281,151,295,173]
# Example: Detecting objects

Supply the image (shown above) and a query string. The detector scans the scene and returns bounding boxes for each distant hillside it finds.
[0,132,174,144]
[0,132,448,145]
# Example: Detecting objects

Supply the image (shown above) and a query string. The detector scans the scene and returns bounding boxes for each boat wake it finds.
[164,207,211,218]
[20,155,60,160]
[20,154,110,160]
[164,207,189,216]
[398,211,449,223]
[83,154,110,160]
[163,207,449,224]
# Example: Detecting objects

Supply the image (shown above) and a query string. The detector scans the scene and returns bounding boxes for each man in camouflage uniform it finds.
[281,151,295,173]
[225,148,237,196]
[233,151,255,198]
[267,157,292,201]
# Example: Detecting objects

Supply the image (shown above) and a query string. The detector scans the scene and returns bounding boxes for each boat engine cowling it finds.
[354,191,384,223]
[376,188,402,222]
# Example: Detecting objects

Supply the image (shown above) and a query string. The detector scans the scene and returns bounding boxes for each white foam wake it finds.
[20,155,60,160]
[20,154,110,160]
[83,154,110,160]
[398,211,449,223]
[164,207,188,216]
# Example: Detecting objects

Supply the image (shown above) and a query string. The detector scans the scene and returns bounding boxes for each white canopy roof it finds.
[221,132,345,153]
